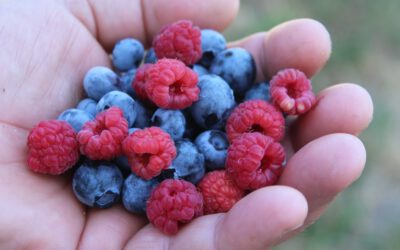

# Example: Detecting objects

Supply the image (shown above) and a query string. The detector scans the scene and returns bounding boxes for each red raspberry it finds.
[146,179,203,235]
[27,120,79,175]
[226,132,285,190]
[197,170,245,214]
[122,127,176,180]
[270,68,316,115]
[132,63,152,100]
[153,20,202,65]
[225,100,285,143]
[145,58,199,109]
[77,107,128,160]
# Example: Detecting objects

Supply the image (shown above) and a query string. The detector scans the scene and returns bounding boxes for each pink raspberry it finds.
[270,68,316,115]
[77,107,128,160]
[146,179,203,235]
[145,58,199,109]
[225,99,285,143]
[122,127,176,180]
[153,20,202,65]
[132,63,152,100]
[27,120,79,175]
[226,132,285,190]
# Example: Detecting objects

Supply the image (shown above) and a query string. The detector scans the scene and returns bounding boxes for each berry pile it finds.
[26,20,316,235]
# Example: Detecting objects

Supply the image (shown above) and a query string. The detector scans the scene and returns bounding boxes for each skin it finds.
[0,0,373,249]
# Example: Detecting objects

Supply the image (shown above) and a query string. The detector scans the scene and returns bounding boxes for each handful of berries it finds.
[26,20,316,235]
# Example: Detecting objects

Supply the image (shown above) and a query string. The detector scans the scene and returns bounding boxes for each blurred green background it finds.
[224,0,400,249]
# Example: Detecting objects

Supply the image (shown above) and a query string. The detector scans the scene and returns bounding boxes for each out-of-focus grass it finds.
[224,0,400,249]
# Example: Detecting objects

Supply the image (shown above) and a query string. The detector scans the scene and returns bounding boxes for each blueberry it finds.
[122,173,159,214]
[195,130,229,170]
[112,38,144,72]
[96,90,137,127]
[133,101,151,129]
[115,128,139,176]
[199,29,226,68]
[151,108,186,140]
[182,108,203,140]
[190,75,235,129]
[144,48,157,64]
[244,82,270,102]
[210,48,256,97]
[169,139,205,184]
[57,108,94,132]
[83,66,120,101]
[72,161,123,208]
[192,64,208,77]
[77,98,97,117]
[118,69,136,97]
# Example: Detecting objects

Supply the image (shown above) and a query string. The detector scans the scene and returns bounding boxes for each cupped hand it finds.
[0,0,373,249]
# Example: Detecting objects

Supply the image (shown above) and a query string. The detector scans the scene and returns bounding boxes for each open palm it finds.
[0,0,373,249]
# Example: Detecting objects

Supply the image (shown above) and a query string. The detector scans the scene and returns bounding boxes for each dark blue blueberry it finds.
[112,38,144,72]
[133,101,151,129]
[243,82,271,102]
[77,98,97,117]
[118,69,136,97]
[199,29,226,68]
[151,108,186,140]
[83,66,120,101]
[57,108,93,132]
[122,173,159,214]
[96,90,137,127]
[144,48,158,64]
[190,75,235,129]
[195,130,229,170]
[192,64,208,77]
[182,108,203,140]
[169,139,205,184]
[210,48,256,97]
[72,161,123,208]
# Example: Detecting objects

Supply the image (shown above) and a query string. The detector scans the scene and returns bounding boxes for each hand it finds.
[0,0,373,249]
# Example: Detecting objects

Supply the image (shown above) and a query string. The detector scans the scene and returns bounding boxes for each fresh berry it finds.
[132,63,152,100]
[199,29,226,68]
[27,120,79,175]
[151,108,186,140]
[83,66,119,101]
[189,75,235,129]
[153,20,202,65]
[182,108,203,140]
[192,64,208,76]
[195,130,228,170]
[118,68,136,97]
[112,38,144,72]
[57,108,94,132]
[144,48,158,64]
[244,82,271,102]
[77,98,97,117]
[72,161,123,208]
[210,48,256,97]
[77,107,128,160]
[226,99,285,143]
[270,68,316,115]
[197,170,244,214]
[168,139,205,184]
[226,132,285,190]
[132,100,151,129]
[122,127,176,180]
[96,90,137,127]
[146,179,203,235]
[122,173,159,214]
[145,59,199,109]
[114,128,140,176]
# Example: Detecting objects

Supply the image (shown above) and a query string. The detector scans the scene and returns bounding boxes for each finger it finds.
[290,83,373,150]
[231,18,331,81]
[77,0,239,50]
[78,205,146,250]
[124,186,308,250]
[278,133,366,242]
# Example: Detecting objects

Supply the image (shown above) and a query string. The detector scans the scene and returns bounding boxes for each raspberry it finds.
[132,63,152,100]
[145,59,199,109]
[153,20,202,65]
[225,100,285,143]
[146,179,203,235]
[226,132,285,190]
[197,170,244,214]
[122,127,176,180]
[27,120,79,175]
[270,68,316,115]
[77,107,128,160]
